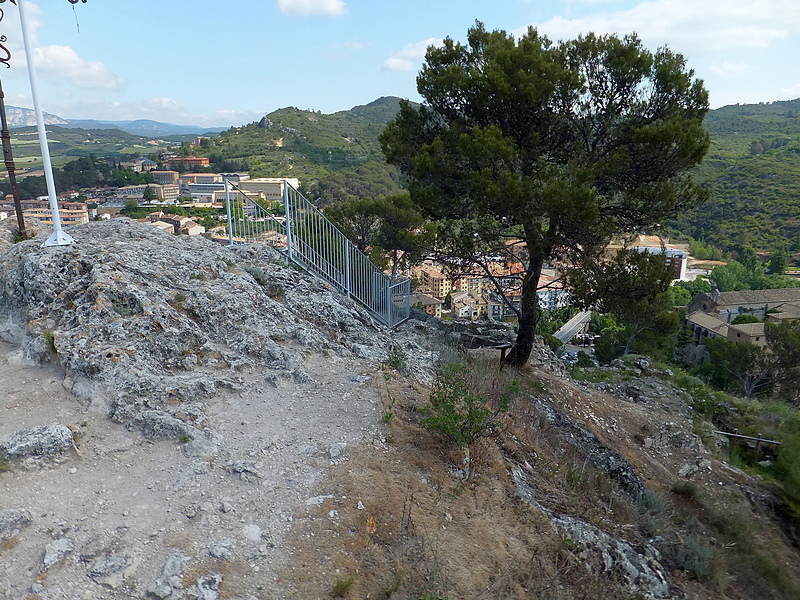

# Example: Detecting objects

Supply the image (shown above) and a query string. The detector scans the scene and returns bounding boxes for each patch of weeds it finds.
[179,435,191,443]
[382,397,396,423]
[383,570,403,597]
[421,362,518,449]
[665,534,715,580]
[244,265,285,299]
[527,376,548,395]
[638,490,667,514]
[562,537,582,553]
[190,272,206,280]
[330,574,356,597]
[570,368,612,383]
[42,330,57,354]
[670,480,700,501]
[385,345,407,373]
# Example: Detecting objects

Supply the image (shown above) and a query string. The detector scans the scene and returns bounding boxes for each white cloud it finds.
[46,96,261,128]
[34,45,124,90]
[341,39,366,50]
[277,0,347,17]
[383,38,443,72]
[513,0,800,57]
[708,62,748,76]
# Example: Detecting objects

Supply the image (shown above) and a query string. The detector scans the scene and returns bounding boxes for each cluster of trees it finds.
[324,193,427,277]
[693,321,800,401]
[709,246,798,291]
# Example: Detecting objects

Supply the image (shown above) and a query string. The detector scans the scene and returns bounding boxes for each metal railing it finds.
[222,179,410,328]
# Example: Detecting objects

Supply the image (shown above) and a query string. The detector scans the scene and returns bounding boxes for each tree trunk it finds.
[505,255,543,367]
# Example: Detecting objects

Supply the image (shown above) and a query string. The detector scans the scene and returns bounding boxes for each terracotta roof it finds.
[687,311,729,336]
[715,289,800,306]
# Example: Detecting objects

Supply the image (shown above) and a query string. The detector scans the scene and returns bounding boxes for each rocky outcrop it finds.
[0,424,75,461]
[0,220,389,433]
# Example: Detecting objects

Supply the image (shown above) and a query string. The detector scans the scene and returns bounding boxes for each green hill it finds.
[8,125,155,168]
[6,95,799,259]
[669,99,800,254]
[197,97,406,203]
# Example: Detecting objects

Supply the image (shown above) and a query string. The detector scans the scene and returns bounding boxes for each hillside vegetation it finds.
[669,99,800,253]
[5,96,800,257]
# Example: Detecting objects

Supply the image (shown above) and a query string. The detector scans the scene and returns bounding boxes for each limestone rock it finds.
[89,550,140,588]
[0,220,391,432]
[186,573,222,600]
[0,508,32,541]
[42,537,75,571]
[0,424,74,461]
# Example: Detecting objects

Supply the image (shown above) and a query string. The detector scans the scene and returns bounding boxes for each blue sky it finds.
[2,0,799,127]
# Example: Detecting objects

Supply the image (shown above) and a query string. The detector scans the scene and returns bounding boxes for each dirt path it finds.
[0,342,385,599]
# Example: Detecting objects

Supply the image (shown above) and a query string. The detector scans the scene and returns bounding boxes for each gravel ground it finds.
[0,342,384,600]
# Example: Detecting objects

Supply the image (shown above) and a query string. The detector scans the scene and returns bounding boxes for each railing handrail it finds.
[223,178,409,327]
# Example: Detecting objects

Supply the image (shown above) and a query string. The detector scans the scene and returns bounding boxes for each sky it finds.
[1,0,799,128]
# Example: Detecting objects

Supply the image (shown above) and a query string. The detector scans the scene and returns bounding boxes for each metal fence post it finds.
[224,178,234,246]
[283,179,293,260]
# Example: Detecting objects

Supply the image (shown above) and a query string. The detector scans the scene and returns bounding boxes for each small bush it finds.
[421,362,518,448]
[666,534,716,580]
[244,265,285,299]
[385,345,407,373]
[331,574,356,597]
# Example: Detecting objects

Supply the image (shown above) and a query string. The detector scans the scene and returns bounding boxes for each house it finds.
[166,156,210,168]
[410,293,443,318]
[151,171,180,186]
[236,178,300,201]
[414,264,452,300]
[150,221,175,233]
[688,288,800,323]
[179,222,206,236]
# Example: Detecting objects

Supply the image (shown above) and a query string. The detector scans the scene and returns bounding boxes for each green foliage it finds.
[381,23,709,366]
[669,285,692,306]
[421,363,517,448]
[731,314,760,325]
[703,337,773,398]
[541,333,562,354]
[765,320,800,403]
[572,249,678,357]
[385,345,408,373]
[243,266,285,299]
[665,534,716,580]
[775,419,800,516]
[709,258,800,292]
[330,574,356,597]
[675,277,712,298]
[671,99,800,252]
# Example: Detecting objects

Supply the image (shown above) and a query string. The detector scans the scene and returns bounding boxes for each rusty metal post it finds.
[0,75,27,240]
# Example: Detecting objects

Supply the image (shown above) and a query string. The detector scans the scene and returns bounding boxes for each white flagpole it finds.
[17,0,75,246]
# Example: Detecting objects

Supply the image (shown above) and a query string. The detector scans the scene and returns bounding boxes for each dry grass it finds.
[280,354,800,600]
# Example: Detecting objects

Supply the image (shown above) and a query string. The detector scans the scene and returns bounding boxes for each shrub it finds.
[331,574,356,597]
[421,362,518,448]
[244,265,285,299]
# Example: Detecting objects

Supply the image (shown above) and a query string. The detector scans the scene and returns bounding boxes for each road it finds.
[554,310,592,343]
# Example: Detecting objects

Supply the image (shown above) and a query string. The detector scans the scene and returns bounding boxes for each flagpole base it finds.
[42,229,76,247]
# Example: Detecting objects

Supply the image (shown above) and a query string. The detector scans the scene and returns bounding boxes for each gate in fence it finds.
[222,178,410,328]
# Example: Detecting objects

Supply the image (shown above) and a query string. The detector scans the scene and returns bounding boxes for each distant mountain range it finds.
[6,106,227,137]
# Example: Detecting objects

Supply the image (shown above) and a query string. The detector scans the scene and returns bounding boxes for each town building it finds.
[237,178,300,201]
[409,293,443,318]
